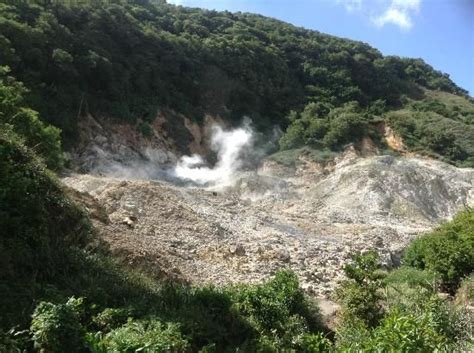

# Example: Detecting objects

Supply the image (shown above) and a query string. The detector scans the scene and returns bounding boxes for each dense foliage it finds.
[334,248,472,352]
[0,0,471,164]
[0,66,62,169]
[0,128,91,326]
[403,209,474,292]
[334,251,385,328]
[385,91,474,167]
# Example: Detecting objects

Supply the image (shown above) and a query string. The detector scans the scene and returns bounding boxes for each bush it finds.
[252,315,309,352]
[334,318,371,351]
[384,266,438,291]
[335,251,385,327]
[403,209,474,292]
[367,309,448,352]
[98,320,189,353]
[279,120,305,150]
[235,271,322,336]
[384,267,439,313]
[385,104,474,166]
[170,284,252,349]
[296,332,333,352]
[279,101,374,152]
[138,122,153,138]
[455,274,474,306]
[31,297,86,353]
[93,308,134,332]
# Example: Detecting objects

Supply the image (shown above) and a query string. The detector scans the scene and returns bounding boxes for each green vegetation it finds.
[31,297,86,352]
[334,239,472,351]
[0,1,473,351]
[334,251,385,328]
[0,0,472,164]
[332,210,474,352]
[279,92,474,167]
[0,66,62,169]
[385,92,474,167]
[403,209,474,292]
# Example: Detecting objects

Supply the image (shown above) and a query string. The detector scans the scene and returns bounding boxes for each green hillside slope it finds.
[0,0,472,165]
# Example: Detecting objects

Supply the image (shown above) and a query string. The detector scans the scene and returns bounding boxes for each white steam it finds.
[173,124,253,187]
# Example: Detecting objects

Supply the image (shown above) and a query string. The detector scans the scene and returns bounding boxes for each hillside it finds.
[0,0,472,166]
[1,0,474,351]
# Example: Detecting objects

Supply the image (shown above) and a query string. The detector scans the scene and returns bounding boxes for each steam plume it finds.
[172,123,253,187]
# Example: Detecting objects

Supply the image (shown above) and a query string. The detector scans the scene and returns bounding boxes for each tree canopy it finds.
[0,0,469,151]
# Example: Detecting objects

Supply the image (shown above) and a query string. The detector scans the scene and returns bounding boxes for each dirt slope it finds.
[63,151,473,297]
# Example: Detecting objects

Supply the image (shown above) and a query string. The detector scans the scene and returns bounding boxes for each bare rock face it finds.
[63,153,473,297]
[69,113,227,178]
[69,114,177,175]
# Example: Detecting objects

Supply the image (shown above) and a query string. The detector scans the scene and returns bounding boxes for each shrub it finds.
[367,309,448,352]
[322,108,367,148]
[421,295,472,345]
[252,315,309,352]
[384,266,438,291]
[385,105,474,166]
[455,274,474,306]
[335,251,386,327]
[93,308,134,332]
[0,130,91,327]
[403,209,474,292]
[138,122,153,138]
[296,332,333,352]
[334,318,371,351]
[99,320,189,353]
[279,120,305,150]
[172,285,251,348]
[31,297,86,353]
[236,271,322,336]
[384,267,438,313]
[279,101,374,152]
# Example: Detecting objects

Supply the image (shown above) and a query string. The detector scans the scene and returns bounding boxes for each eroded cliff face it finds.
[63,146,474,297]
[68,112,225,175]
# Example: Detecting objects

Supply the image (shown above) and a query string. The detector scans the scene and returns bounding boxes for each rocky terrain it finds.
[63,147,474,297]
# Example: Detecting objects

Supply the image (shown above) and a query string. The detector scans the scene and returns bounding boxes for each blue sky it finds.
[167,0,474,95]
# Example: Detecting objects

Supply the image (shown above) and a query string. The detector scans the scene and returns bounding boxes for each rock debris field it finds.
[63,150,474,297]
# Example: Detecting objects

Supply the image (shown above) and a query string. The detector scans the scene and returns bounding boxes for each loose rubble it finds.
[63,150,474,297]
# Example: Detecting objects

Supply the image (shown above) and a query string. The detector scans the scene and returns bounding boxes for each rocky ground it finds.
[63,147,474,298]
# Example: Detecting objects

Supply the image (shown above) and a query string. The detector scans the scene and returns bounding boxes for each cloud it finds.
[337,0,363,12]
[373,0,421,30]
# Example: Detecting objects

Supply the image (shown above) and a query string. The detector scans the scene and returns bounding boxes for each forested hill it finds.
[0,0,473,166]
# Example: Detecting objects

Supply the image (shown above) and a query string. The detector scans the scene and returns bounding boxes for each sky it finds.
[167,0,474,95]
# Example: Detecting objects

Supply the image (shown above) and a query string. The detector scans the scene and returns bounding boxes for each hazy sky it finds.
[167,0,474,95]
